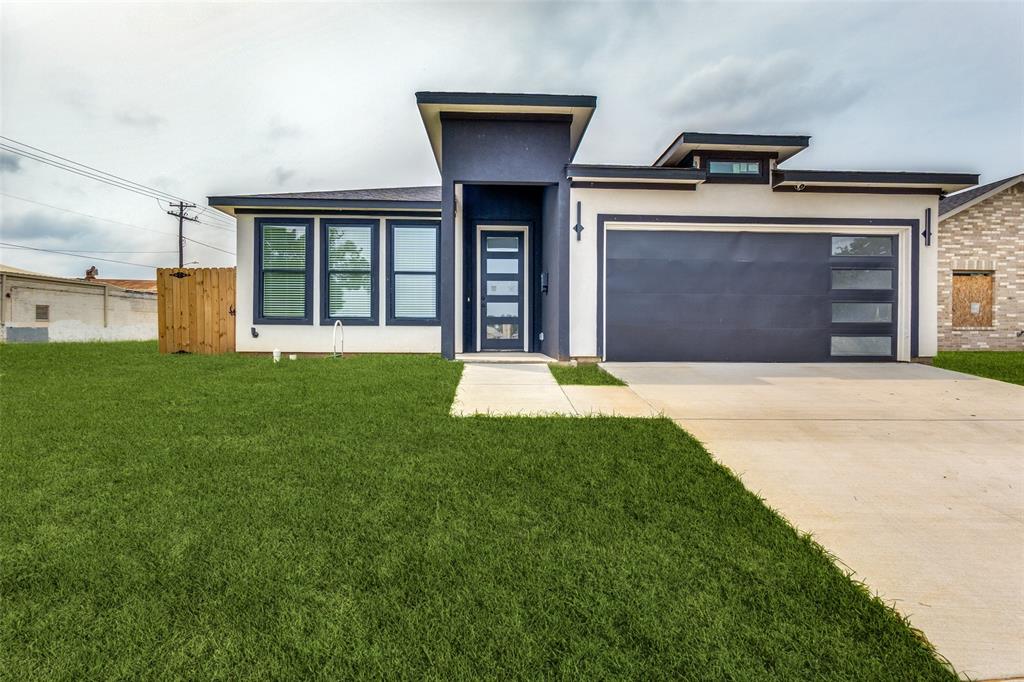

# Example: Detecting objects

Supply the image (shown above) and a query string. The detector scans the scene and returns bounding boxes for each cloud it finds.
[661,51,868,132]
[114,111,166,130]
[272,166,296,186]
[0,152,22,173]
[267,119,302,141]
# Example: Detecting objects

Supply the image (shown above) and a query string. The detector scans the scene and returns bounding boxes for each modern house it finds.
[936,173,1023,350]
[0,264,158,343]
[209,92,978,362]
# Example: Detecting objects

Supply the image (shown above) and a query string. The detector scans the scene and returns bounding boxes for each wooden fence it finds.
[157,267,236,354]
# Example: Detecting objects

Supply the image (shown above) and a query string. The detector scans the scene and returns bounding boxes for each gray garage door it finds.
[605,230,898,362]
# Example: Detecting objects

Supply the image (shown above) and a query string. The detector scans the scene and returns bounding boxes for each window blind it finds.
[391,225,438,320]
[326,224,374,319]
[260,224,307,319]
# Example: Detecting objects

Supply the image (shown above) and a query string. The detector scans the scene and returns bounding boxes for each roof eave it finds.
[939,174,1024,219]
[567,164,707,183]
[774,170,979,194]
[654,132,811,167]
[207,196,443,211]
[415,92,598,172]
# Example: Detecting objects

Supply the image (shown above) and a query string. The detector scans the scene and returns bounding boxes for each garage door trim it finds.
[595,214,920,362]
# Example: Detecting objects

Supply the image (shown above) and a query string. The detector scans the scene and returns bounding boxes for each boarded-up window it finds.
[952,272,994,328]
[35,304,49,322]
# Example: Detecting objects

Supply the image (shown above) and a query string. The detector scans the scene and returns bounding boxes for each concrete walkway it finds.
[451,363,658,417]
[602,361,1024,681]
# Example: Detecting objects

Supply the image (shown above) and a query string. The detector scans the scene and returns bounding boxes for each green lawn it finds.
[933,350,1024,385]
[0,343,955,680]
[548,362,626,386]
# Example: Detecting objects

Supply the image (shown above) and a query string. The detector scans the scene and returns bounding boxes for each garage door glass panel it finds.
[832,269,892,290]
[831,336,891,356]
[832,302,892,323]
[831,236,892,257]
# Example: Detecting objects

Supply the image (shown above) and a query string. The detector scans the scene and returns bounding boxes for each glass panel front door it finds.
[480,231,524,350]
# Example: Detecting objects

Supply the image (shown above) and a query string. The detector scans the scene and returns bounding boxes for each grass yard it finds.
[548,362,626,386]
[0,343,955,680]
[933,350,1024,385]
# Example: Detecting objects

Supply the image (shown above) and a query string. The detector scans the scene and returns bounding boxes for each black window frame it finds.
[320,218,380,326]
[386,219,441,326]
[699,151,772,184]
[254,216,314,325]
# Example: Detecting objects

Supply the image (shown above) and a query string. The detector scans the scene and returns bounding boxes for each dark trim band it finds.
[234,208,440,218]
[210,197,442,210]
[570,181,697,191]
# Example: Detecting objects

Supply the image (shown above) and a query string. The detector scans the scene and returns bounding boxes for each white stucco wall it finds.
[0,275,157,342]
[235,214,441,354]
[567,184,939,360]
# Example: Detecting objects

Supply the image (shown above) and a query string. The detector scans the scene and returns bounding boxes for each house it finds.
[0,264,158,343]
[83,265,159,293]
[208,92,978,362]
[937,173,1023,350]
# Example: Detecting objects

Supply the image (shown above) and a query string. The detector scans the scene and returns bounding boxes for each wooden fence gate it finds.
[157,267,236,354]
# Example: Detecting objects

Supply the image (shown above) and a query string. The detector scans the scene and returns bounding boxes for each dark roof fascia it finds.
[655,132,811,166]
[678,132,811,148]
[207,196,442,210]
[774,170,979,187]
[415,91,597,109]
[567,164,707,181]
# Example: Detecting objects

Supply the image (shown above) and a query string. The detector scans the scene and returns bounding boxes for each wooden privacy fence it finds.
[157,267,236,354]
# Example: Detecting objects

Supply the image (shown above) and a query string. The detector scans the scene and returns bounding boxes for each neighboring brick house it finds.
[937,173,1023,350]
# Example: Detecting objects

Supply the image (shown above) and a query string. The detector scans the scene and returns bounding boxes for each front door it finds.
[479,231,525,350]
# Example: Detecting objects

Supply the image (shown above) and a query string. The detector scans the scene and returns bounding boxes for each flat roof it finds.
[774,170,979,193]
[415,91,597,171]
[655,132,811,167]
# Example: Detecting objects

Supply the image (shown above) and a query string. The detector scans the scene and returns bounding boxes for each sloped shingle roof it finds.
[939,173,1023,216]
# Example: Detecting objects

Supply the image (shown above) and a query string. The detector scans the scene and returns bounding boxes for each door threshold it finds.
[456,352,556,364]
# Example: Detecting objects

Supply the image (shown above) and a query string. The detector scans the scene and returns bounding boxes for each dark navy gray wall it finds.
[440,116,573,359]
[541,185,562,358]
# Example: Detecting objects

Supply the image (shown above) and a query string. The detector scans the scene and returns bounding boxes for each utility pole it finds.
[166,201,200,268]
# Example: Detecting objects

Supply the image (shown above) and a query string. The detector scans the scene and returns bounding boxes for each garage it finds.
[604,230,898,362]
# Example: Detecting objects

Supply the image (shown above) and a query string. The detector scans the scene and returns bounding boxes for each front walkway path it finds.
[451,363,658,417]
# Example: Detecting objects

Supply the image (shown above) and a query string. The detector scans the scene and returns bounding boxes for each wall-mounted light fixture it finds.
[573,201,584,241]
[922,207,933,246]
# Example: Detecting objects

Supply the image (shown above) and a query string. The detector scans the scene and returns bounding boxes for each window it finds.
[707,159,761,175]
[256,218,312,324]
[952,272,994,328]
[322,220,377,324]
[831,336,892,357]
[35,304,49,322]
[388,221,439,324]
[832,302,892,324]
[831,236,892,257]
[831,269,892,290]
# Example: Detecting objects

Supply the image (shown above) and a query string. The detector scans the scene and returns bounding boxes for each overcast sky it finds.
[1,1,1022,278]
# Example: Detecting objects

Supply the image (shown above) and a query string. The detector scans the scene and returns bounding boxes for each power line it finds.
[1,192,235,256]
[166,201,200,267]
[0,242,161,269]
[0,136,236,228]
[51,249,178,254]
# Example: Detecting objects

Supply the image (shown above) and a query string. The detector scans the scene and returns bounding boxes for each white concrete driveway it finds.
[602,362,1024,682]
